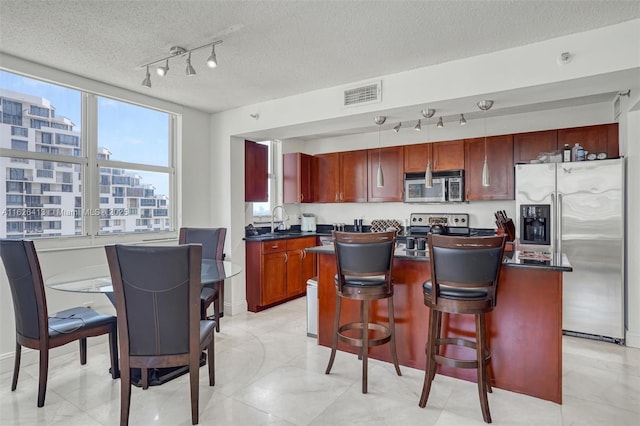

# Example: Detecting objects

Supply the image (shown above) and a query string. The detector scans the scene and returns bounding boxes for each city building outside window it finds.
[1,70,176,239]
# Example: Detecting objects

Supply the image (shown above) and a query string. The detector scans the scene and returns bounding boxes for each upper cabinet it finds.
[312,150,367,203]
[245,140,268,202]
[404,140,464,173]
[513,130,558,164]
[283,152,313,203]
[514,124,619,164]
[368,146,404,202]
[465,135,514,201]
[557,123,619,159]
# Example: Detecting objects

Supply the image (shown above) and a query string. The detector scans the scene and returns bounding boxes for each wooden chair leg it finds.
[120,365,131,426]
[12,342,21,391]
[200,299,207,321]
[419,309,439,408]
[109,327,120,379]
[207,339,215,386]
[37,347,48,407]
[476,313,492,423]
[79,337,87,365]
[213,295,220,332]
[141,368,149,390]
[361,300,369,394]
[189,357,199,425]
[431,311,442,382]
[325,295,342,375]
[387,297,401,376]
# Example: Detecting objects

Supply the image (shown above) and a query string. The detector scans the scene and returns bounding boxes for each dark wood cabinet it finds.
[513,130,558,164]
[464,135,514,201]
[283,152,313,203]
[368,146,404,202]
[432,139,464,171]
[312,150,367,202]
[558,123,619,159]
[404,140,464,173]
[246,237,316,312]
[245,140,268,202]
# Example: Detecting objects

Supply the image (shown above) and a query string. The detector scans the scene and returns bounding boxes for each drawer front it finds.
[287,236,316,251]
[261,240,287,254]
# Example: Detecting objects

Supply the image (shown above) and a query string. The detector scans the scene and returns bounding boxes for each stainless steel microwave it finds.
[404,171,464,203]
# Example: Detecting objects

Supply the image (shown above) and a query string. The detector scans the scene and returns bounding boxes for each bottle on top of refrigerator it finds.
[563,144,571,162]
[576,145,586,161]
[571,143,582,162]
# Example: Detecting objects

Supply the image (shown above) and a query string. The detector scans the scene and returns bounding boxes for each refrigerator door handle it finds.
[557,193,563,260]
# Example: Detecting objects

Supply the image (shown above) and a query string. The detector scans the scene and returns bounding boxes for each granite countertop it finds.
[305,243,572,272]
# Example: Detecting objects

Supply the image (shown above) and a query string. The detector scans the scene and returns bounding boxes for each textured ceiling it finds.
[1,0,639,117]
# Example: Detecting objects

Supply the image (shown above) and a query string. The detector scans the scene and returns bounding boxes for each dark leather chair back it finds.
[333,230,396,293]
[107,244,201,357]
[179,227,226,260]
[427,234,506,306]
[0,240,46,341]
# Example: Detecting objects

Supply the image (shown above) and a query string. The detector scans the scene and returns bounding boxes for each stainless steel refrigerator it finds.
[515,158,625,343]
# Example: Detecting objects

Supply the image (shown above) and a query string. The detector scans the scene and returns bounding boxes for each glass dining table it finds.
[45,259,242,386]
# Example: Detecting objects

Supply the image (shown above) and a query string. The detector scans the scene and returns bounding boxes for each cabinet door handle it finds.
[300,193,304,202]
[301,250,306,259]
[271,244,279,249]
[284,253,288,263]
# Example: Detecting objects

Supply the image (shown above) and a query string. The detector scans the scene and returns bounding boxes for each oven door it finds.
[404,178,446,202]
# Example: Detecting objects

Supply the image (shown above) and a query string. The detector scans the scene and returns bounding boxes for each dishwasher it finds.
[307,235,332,338]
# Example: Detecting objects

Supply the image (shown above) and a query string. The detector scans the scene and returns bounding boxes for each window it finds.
[252,140,281,221]
[1,70,176,239]
[11,139,28,150]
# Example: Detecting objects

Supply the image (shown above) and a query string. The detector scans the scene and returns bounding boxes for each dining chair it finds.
[179,227,226,331]
[419,234,506,423]
[325,230,402,393]
[0,239,119,407]
[105,243,215,426]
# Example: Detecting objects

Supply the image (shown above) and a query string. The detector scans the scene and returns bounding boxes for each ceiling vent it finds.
[343,81,381,107]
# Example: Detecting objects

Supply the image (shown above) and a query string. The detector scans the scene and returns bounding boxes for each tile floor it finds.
[1,297,639,425]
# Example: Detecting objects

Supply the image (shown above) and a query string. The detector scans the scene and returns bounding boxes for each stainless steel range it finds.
[408,213,470,237]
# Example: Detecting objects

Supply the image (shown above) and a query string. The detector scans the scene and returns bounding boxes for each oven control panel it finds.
[410,213,469,228]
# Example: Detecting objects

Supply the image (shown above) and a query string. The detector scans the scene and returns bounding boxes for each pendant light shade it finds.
[141,66,151,88]
[414,119,421,131]
[477,100,494,187]
[206,44,218,68]
[423,108,435,188]
[186,52,197,76]
[436,116,444,128]
[156,59,169,76]
[377,162,385,187]
[374,116,387,188]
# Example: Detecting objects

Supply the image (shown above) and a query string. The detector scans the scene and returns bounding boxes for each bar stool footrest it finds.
[337,322,391,348]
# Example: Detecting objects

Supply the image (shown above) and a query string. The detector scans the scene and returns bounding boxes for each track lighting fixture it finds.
[375,116,386,188]
[140,40,223,87]
[206,44,218,68]
[459,114,467,125]
[424,109,435,188]
[436,117,444,128]
[141,66,151,88]
[186,53,196,76]
[156,59,169,76]
[415,120,421,131]
[393,122,402,133]
[477,100,494,187]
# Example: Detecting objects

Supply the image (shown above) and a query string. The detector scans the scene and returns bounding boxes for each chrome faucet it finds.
[271,205,289,232]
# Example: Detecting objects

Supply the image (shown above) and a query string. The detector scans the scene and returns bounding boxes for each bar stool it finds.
[325,230,402,393]
[419,234,506,423]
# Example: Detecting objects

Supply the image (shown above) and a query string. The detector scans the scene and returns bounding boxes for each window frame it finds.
[0,68,180,248]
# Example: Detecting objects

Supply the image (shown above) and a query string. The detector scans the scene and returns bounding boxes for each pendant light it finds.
[374,116,386,187]
[477,100,494,187]
[421,108,435,188]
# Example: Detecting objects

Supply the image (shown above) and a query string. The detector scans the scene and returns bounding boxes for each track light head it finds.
[459,114,467,125]
[156,59,169,76]
[186,53,196,76]
[420,108,435,119]
[374,116,386,126]
[414,120,421,131]
[436,117,444,128]
[477,100,494,112]
[206,45,218,68]
[393,122,402,133]
[141,66,151,88]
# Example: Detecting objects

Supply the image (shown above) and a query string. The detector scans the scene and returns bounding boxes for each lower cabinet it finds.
[246,236,317,312]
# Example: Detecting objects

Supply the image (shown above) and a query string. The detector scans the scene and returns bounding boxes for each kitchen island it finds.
[306,244,572,404]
